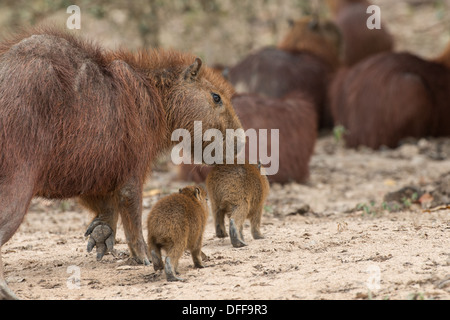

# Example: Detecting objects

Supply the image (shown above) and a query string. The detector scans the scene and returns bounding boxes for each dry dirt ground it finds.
[2,135,449,300]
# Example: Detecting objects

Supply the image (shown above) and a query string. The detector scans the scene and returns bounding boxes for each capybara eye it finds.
[211,93,222,105]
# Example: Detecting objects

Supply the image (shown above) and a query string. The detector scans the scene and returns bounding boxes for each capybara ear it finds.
[183,57,203,82]
[194,187,201,200]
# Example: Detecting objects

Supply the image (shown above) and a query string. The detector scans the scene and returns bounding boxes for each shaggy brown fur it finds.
[228,17,341,128]
[327,0,394,66]
[206,163,269,248]
[147,186,208,281]
[178,92,318,184]
[329,44,450,149]
[0,26,242,299]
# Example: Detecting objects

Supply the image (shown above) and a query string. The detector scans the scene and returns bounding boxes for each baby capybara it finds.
[327,0,394,66]
[0,26,243,299]
[329,43,450,149]
[147,186,208,282]
[228,17,341,128]
[178,91,318,184]
[206,163,269,248]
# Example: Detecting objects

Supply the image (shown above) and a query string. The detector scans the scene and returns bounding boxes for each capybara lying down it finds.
[0,26,243,299]
[178,92,318,184]
[147,186,208,282]
[327,0,394,66]
[228,17,341,129]
[329,43,450,149]
[206,163,269,248]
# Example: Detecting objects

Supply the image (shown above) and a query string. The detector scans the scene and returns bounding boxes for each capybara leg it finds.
[213,207,227,238]
[190,245,205,269]
[150,246,163,271]
[81,194,119,261]
[117,179,149,265]
[0,170,35,300]
[229,219,247,248]
[164,257,184,282]
[250,206,264,240]
[0,253,18,300]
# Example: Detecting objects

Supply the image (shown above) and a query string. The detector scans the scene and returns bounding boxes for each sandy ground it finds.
[2,135,449,300]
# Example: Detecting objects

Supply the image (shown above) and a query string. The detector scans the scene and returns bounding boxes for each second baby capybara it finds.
[147,186,208,282]
[329,43,450,149]
[206,163,269,248]
[0,26,243,299]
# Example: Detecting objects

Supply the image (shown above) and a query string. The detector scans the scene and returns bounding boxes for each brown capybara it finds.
[327,0,394,66]
[0,26,243,299]
[178,92,318,184]
[329,43,450,149]
[228,17,341,128]
[206,163,270,248]
[147,186,208,282]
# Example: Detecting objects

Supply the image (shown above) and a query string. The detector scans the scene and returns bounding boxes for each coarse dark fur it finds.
[329,45,450,149]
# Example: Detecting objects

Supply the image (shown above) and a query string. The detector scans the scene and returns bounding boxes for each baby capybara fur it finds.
[206,163,270,248]
[0,26,242,299]
[147,186,208,282]
[327,0,394,66]
[228,17,341,128]
[178,92,318,184]
[329,43,450,149]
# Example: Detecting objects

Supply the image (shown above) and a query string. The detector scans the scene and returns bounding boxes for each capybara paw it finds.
[229,219,247,248]
[252,232,265,240]
[151,250,164,271]
[85,221,114,261]
[215,225,228,238]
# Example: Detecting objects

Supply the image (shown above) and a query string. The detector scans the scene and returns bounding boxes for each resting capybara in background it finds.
[228,16,342,129]
[329,43,450,149]
[178,91,318,184]
[327,0,394,66]
[147,186,208,282]
[206,163,270,248]
[0,26,243,299]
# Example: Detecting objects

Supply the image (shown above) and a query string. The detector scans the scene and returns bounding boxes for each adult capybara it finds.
[178,92,318,184]
[228,17,341,128]
[329,43,450,149]
[0,27,243,299]
[147,186,208,282]
[327,0,394,66]
[206,163,269,248]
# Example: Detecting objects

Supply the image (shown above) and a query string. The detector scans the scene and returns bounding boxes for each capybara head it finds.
[178,185,208,213]
[116,49,245,164]
[278,16,342,69]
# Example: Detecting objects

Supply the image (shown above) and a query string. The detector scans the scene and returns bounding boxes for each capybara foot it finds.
[85,220,114,261]
[215,224,228,238]
[164,257,184,282]
[129,240,151,266]
[151,250,163,271]
[229,219,247,248]
[0,280,18,300]
[252,230,265,240]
